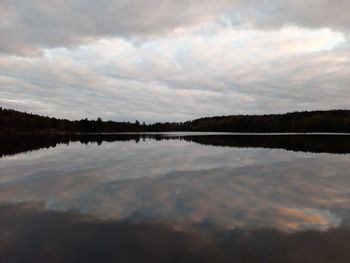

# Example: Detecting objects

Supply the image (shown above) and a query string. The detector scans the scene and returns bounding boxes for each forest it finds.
[0,107,350,134]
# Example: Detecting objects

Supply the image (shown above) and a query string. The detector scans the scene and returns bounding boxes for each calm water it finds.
[0,133,350,262]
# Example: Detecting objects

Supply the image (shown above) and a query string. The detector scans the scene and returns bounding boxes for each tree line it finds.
[0,107,350,134]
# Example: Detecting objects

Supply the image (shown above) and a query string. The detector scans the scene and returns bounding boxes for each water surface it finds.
[0,133,349,262]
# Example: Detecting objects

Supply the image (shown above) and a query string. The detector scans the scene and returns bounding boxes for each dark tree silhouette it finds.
[0,107,350,134]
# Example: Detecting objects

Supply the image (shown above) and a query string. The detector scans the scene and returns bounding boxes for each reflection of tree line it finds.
[184,135,350,154]
[1,107,350,134]
[1,134,350,157]
[0,134,166,157]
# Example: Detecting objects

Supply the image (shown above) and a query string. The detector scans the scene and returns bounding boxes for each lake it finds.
[0,133,350,262]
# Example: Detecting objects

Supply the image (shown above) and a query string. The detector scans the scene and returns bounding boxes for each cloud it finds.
[1,0,350,55]
[0,1,349,119]
[0,23,348,121]
[0,0,231,55]
[245,0,350,30]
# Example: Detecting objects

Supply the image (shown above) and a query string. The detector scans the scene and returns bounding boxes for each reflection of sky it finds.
[0,137,349,232]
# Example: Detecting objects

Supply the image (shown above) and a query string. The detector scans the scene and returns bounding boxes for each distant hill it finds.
[0,107,350,134]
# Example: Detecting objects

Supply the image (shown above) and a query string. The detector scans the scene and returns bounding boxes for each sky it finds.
[0,0,349,122]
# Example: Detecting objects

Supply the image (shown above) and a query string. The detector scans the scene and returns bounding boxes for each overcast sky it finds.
[0,0,349,122]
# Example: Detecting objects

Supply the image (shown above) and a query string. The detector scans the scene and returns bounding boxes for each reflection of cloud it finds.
[0,140,349,232]
[0,202,350,263]
[274,206,341,231]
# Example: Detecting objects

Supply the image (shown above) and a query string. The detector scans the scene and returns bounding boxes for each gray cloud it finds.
[248,0,350,30]
[0,0,231,55]
[1,0,350,55]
